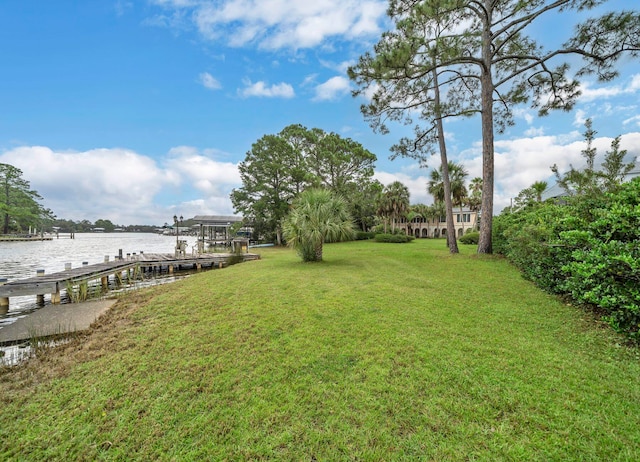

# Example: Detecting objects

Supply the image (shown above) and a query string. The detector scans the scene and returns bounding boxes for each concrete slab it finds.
[0,299,117,344]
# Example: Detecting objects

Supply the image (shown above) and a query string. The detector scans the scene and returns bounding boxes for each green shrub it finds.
[374,233,415,243]
[493,203,576,293]
[562,239,640,339]
[458,231,479,245]
[558,179,640,338]
[355,231,375,240]
[495,178,640,340]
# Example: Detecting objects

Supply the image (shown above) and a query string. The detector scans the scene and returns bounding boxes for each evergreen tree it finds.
[0,163,54,234]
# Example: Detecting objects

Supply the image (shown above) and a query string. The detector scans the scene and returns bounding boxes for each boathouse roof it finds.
[192,215,243,226]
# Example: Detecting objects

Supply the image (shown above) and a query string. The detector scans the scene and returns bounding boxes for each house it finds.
[395,208,479,238]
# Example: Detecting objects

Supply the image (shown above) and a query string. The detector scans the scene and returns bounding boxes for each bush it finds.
[493,203,577,293]
[355,231,375,240]
[374,233,415,243]
[458,231,479,245]
[494,178,640,340]
[558,179,640,339]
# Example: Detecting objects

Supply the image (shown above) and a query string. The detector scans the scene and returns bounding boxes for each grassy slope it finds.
[1,239,639,460]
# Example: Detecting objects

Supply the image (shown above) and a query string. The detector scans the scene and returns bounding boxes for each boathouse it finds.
[191,215,252,250]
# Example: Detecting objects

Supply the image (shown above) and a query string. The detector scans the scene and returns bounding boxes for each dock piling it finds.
[36,270,45,305]
[0,278,8,314]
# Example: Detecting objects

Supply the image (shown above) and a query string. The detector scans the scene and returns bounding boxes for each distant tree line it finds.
[49,218,160,234]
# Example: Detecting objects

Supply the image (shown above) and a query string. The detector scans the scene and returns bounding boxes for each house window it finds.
[457,213,471,223]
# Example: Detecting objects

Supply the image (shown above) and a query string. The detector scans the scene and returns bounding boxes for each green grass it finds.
[1,239,639,460]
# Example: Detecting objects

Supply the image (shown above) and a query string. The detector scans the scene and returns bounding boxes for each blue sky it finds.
[0,0,638,225]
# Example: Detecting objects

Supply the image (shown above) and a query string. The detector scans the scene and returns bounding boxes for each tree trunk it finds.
[432,66,458,254]
[315,243,323,262]
[478,8,494,254]
[3,212,8,235]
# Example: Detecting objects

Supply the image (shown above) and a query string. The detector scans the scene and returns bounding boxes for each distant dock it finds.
[0,235,53,241]
[0,252,260,310]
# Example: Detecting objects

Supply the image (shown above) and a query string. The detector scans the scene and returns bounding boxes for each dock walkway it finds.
[0,299,117,344]
[0,252,260,310]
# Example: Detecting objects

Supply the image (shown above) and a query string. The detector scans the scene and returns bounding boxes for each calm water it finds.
[0,233,198,323]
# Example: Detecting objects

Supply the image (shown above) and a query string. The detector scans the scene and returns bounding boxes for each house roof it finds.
[541,158,639,201]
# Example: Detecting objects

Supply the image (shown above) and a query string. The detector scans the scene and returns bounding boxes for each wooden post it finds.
[0,278,8,313]
[51,288,61,304]
[36,270,45,305]
[101,276,108,290]
[169,265,174,274]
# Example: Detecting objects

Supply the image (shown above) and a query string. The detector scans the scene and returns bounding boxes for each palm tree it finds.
[531,180,548,202]
[431,201,446,238]
[427,168,445,203]
[469,177,482,197]
[467,177,482,213]
[450,164,469,234]
[428,161,468,243]
[382,181,410,233]
[375,190,391,233]
[411,203,430,238]
[404,208,420,237]
[283,188,354,262]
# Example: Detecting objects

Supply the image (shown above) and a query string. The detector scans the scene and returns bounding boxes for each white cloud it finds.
[166,146,241,195]
[313,76,351,101]
[374,171,432,205]
[0,146,241,225]
[471,132,640,211]
[512,108,534,125]
[573,109,587,127]
[319,58,354,73]
[301,74,318,87]
[153,0,388,50]
[524,126,545,137]
[239,79,295,98]
[198,72,221,90]
[115,1,133,17]
[623,115,640,128]
[374,130,640,213]
[578,73,640,102]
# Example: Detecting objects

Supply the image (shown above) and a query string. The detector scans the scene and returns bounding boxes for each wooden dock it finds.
[0,235,53,241]
[0,252,260,309]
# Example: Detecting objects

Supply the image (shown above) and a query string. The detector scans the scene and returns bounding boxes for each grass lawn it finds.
[1,239,639,460]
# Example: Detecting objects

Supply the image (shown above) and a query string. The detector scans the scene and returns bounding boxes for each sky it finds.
[0,0,638,226]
